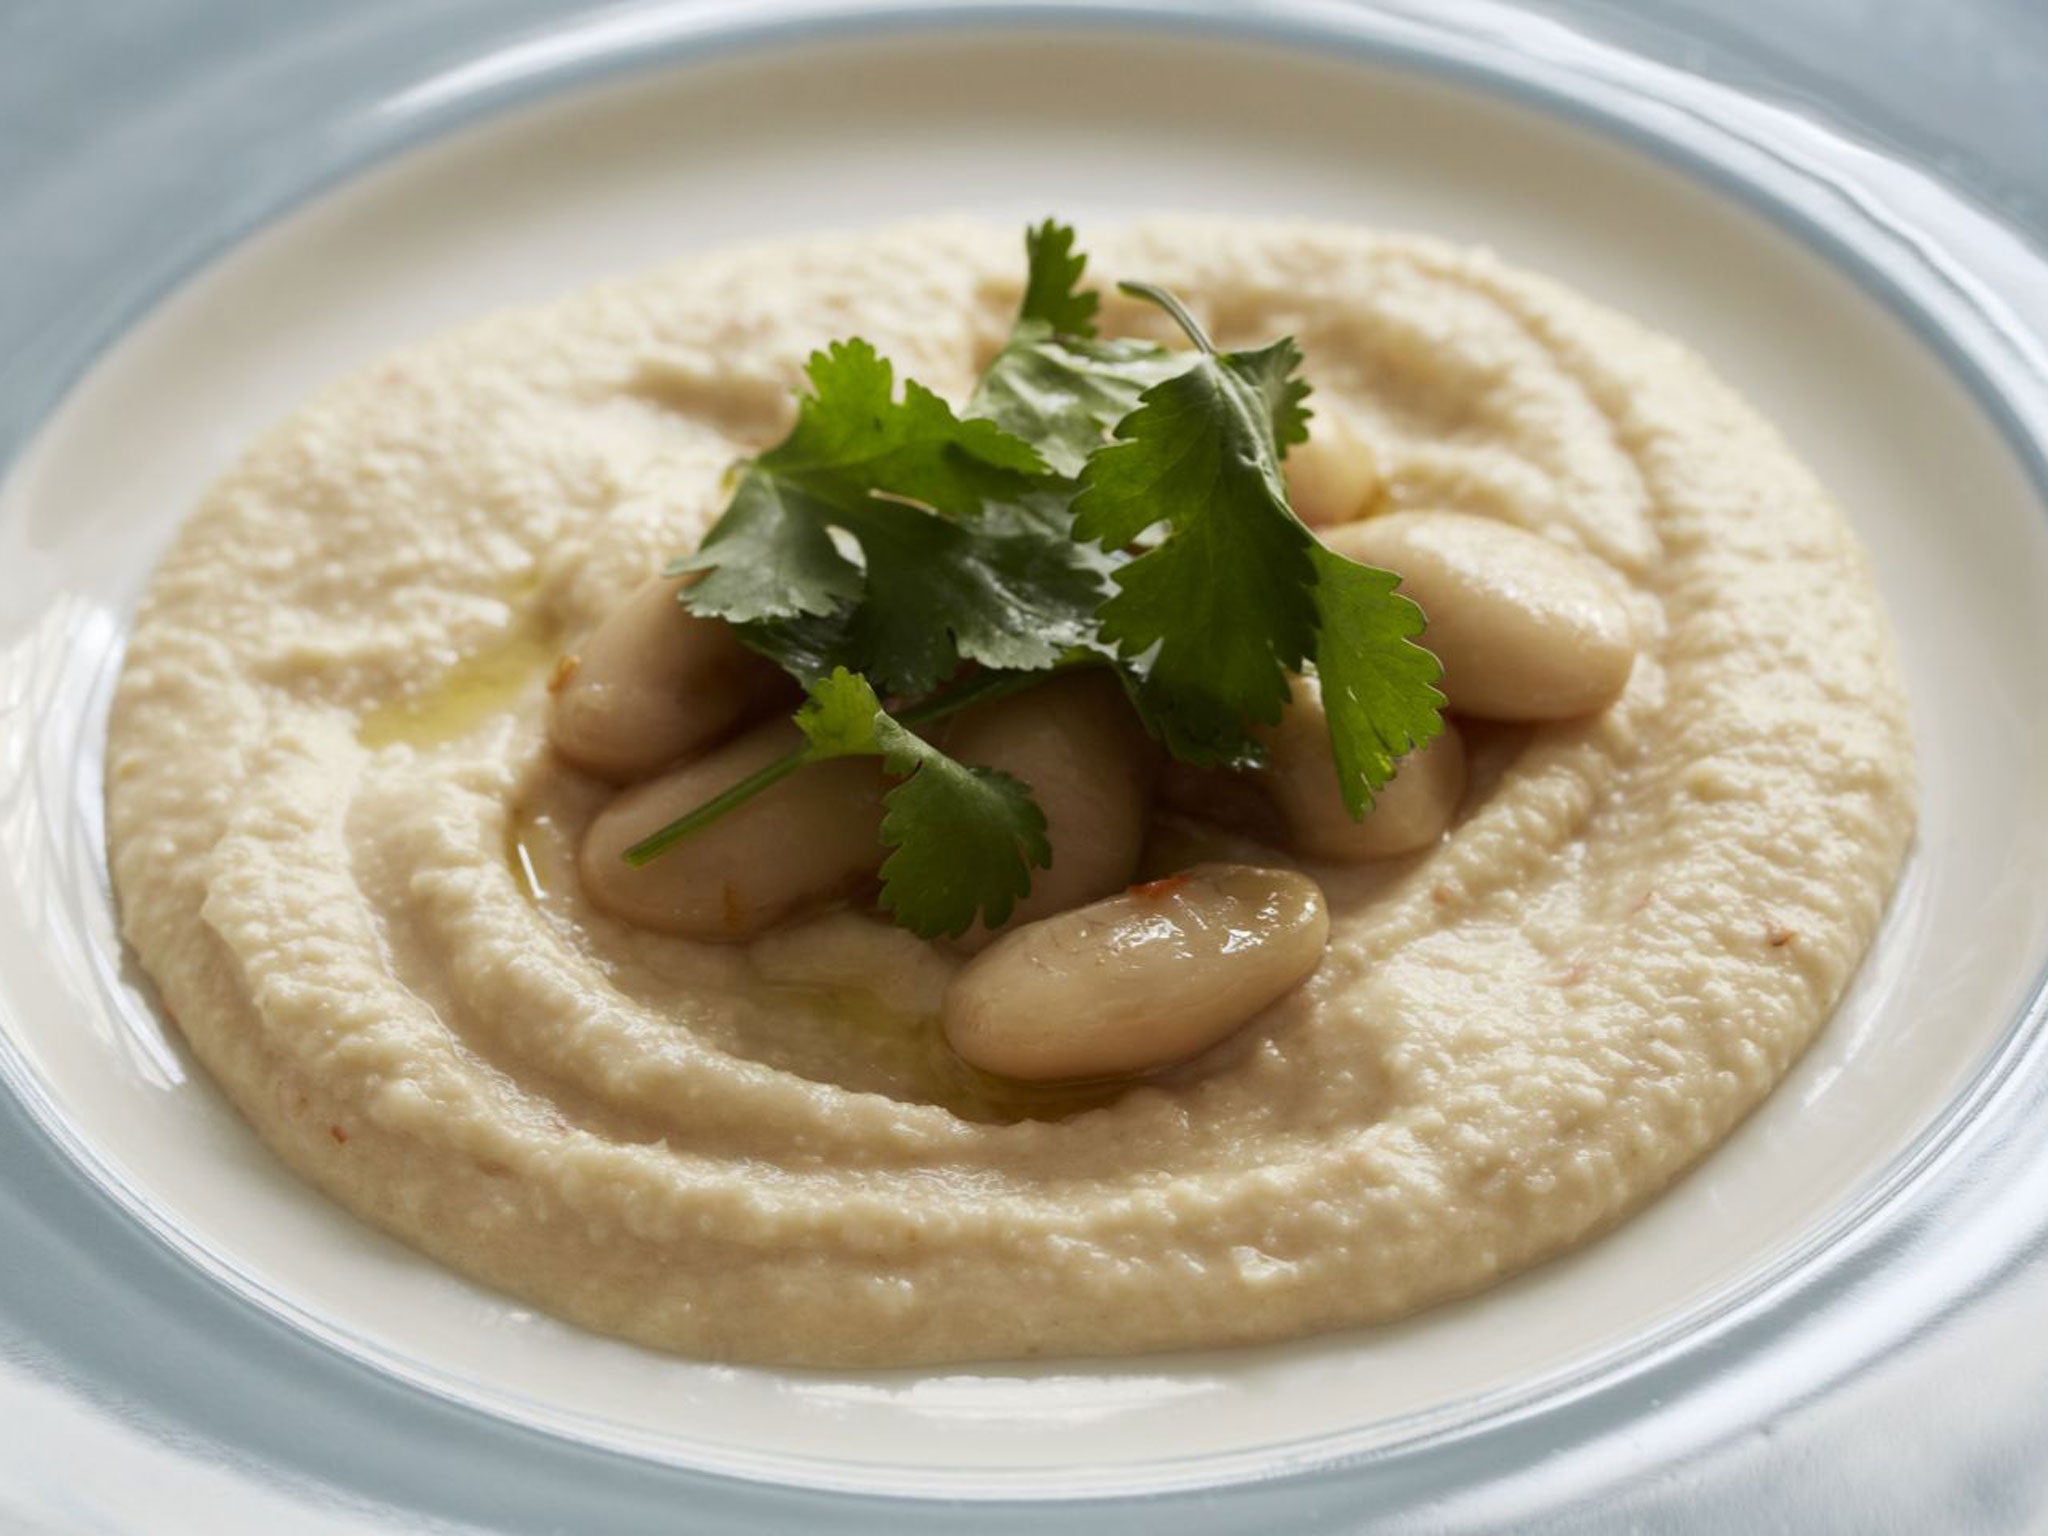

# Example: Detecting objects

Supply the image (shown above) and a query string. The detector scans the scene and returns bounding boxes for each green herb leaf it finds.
[1310,547,1447,813]
[677,339,1038,621]
[970,223,1185,479]
[1016,218,1100,336]
[741,495,1110,695]
[796,668,1051,938]
[970,328,1187,482]
[638,227,1447,929]
[678,339,1102,695]
[1070,284,1317,767]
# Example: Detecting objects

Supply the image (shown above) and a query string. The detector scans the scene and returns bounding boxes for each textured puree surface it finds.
[104,221,1914,1365]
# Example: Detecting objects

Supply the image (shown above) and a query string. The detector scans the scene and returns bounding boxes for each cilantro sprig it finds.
[797,668,1052,935]
[627,222,1444,939]
[1073,281,1443,789]
[969,223,1186,478]
[621,662,1074,939]
[673,338,1101,695]
[1071,283,1317,767]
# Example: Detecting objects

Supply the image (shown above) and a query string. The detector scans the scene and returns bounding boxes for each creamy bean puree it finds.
[106,221,1914,1365]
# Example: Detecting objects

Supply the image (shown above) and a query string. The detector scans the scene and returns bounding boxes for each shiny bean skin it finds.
[579,721,886,941]
[942,673,1158,950]
[1321,511,1635,720]
[942,864,1329,1081]
[549,574,789,783]
[1284,410,1380,527]
[1260,676,1466,862]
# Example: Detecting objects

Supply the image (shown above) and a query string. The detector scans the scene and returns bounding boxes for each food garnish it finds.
[628,222,1446,937]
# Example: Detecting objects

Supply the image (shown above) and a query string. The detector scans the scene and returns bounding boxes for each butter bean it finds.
[579,721,885,941]
[1285,411,1380,527]
[1262,677,1465,861]
[942,864,1329,1081]
[1321,511,1634,720]
[549,575,789,783]
[942,673,1158,950]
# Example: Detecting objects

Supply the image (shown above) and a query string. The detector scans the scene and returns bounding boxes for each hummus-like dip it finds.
[106,221,1914,1365]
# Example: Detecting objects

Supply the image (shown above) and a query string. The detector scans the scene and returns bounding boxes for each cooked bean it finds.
[579,721,886,941]
[1285,410,1380,527]
[1261,676,1465,861]
[549,574,789,783]
[942,673,1157,950]
[942,864,1329,1080]
[1321,511,1635,720]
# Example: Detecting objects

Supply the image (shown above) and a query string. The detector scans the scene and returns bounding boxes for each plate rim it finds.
[4,0,2048,1520]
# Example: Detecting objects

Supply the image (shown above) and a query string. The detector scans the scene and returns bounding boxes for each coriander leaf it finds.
[766,338,1047,489]
[622,661,1082,871]
[1017,218,1100,336]
[665,472,862,626]
[678,339,1100,695]
[720,503,1110,692]
[790,664,886,755]
[970,225,1185,479]
[1070,283,1318,766]
[796,668,1050,938]
[970,327,1187,480]
[679,338,1045,623]
[1310,546,1446,814]
[831,494,1106,694]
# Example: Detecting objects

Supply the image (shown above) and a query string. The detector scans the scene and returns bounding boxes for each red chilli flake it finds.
[329,1125,349,1145]
[1127,873,1193,900]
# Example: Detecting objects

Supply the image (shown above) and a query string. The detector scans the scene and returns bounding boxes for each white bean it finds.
[941,673,1157,951]
[549,574,788,783]
[579,720,886,941]
[1285,410,1380,527]
[1261,676,1465,861]
[1321,511,1635,720]
[942,864,1329,1081]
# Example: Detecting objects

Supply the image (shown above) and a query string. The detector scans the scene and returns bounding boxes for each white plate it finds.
[5,0,2048,1525]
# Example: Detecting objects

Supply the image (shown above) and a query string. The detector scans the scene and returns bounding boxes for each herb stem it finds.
[618,657,1105,868]
[621,751,809,866]
[1118,280,1215,356]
